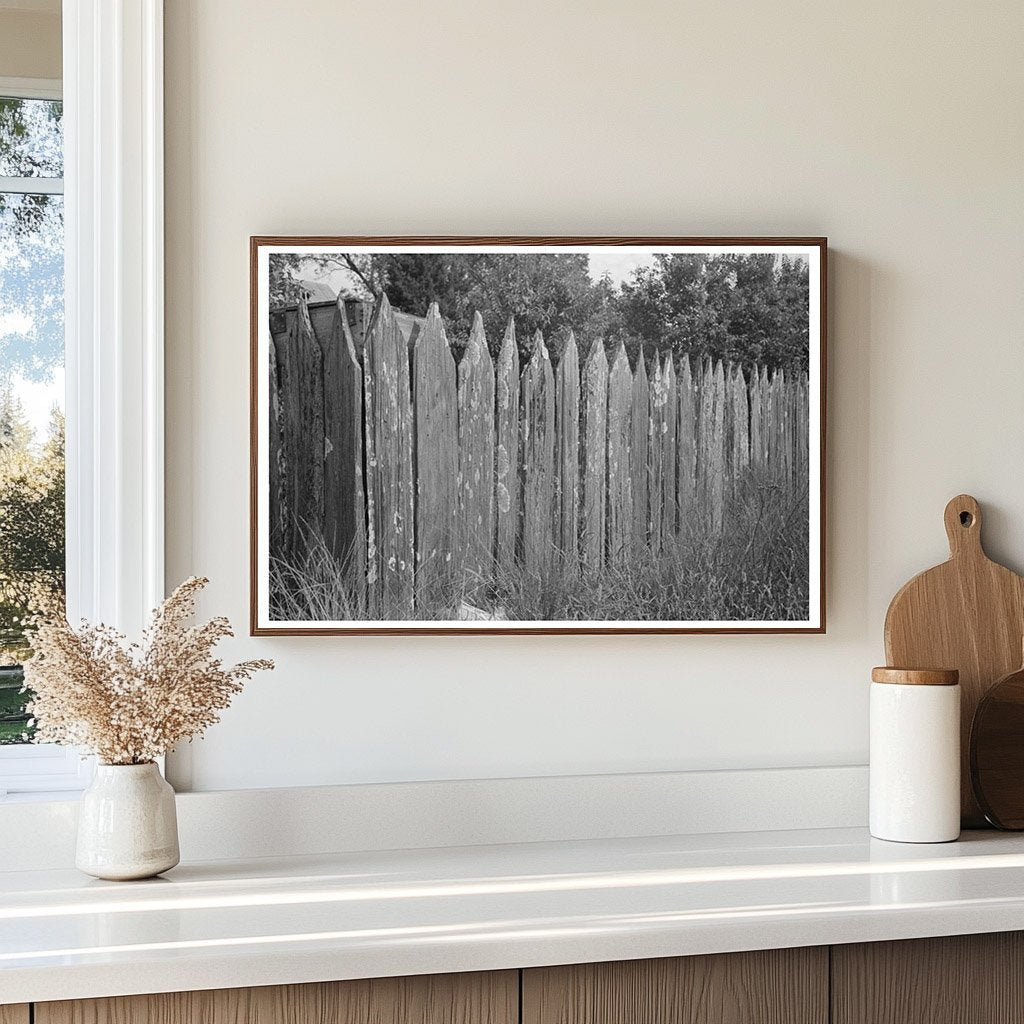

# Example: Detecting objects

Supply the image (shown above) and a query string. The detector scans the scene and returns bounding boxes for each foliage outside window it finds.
[0,95,65,744]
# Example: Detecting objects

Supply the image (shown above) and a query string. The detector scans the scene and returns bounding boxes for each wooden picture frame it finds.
[250,236,827,635]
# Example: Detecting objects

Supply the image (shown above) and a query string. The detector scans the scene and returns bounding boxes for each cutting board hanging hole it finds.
[944,494,983,556]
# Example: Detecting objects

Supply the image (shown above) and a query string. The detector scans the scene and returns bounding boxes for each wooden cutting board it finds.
[884,494,1024,826]
[970,652,1024,829]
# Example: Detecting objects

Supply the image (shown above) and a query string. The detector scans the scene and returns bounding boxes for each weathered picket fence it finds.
[269,294,810,616]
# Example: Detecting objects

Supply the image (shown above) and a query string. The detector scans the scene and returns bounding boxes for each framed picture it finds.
[250,236,826,635]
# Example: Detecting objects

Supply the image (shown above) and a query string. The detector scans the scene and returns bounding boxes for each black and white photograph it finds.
[251,238,825,634]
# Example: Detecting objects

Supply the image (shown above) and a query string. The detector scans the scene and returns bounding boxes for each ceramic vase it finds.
[76,762,180,880]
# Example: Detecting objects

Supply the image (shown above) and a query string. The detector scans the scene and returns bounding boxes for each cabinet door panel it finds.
[523,948,827,1024]
[36,971,517,1024]
[0,1007,29,1024]
[832,932,1024,1024]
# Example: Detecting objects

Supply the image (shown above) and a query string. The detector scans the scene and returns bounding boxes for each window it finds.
[0,5,166,798]
[0,78,83,795]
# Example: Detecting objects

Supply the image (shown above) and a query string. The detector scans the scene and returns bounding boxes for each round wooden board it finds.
[971,663,1024,829]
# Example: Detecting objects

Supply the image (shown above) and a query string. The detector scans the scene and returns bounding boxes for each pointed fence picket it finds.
[521,330,555,578]
[362,294,414,615]
[582,340,608,570]
[323,301,367,595]
[269,294,810,615]
[457,312,495,589]
[555,332,580,569]
[606,343,632,567]
[630,349,650,557]
[412,303,457,605]
[494,319,519,575]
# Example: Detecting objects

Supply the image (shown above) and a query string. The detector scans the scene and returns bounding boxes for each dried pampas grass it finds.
[23,577,273,765]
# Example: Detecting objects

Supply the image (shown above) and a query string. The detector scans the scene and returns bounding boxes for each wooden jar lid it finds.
[871,667,960,686]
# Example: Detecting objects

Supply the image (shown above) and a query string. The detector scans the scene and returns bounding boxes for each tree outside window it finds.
[0,94,65,744]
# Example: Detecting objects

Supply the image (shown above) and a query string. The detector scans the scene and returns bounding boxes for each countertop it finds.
[4,826,1024,1004]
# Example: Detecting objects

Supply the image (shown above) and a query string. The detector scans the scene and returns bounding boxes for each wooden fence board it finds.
[630,348,650,556]
[555,332,580,569]
[268,335,284,556]
[521,330,555,578]
[661,354,678,547]
[582,339,608,570]
[677,354,696,528]
[285,296,325,555]
[495,318,520,575]
[363,293,415,616]
[749,366,764,471]
[648,352,665,555]
[708,360,726,533]
[412,302,457,607]
[457,312,496,593]
[730,364,749,493]
[607,342,632,566]
[798,377,810,481]
[323,300,367,596]
[696,357,712,517]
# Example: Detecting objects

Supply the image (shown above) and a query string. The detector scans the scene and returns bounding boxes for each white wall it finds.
[0,6,61,80]
[164,1,1024,792]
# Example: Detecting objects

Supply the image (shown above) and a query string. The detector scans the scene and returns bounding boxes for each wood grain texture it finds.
[660,354,677,547]
[970,654,1024,827]
[581,338,608,569]
[676,354,696,525]
[37,972,518,1024]
[885,494,1024,825]
[323,300,367,592]
[0,1007,29,1024]
[456,312,495,591]
[832,933,1024,1024]
[494,318,520,574]
[730,364,749,492]
[413,303,457,606]
[363,292,415,616]
[292,295,326,546]
[606,341,632,566]
[523,949,828,1024]
[555,331,580,569]
[871,667,959,686]
[648,352,665,555]
[629,348,650,556]
[521,330,555,578]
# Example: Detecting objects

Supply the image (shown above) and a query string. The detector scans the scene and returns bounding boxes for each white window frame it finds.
[0,0,165,797]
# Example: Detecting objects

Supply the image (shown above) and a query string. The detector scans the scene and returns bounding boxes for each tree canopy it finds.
[0,393,64,663]
[270,250,810,373]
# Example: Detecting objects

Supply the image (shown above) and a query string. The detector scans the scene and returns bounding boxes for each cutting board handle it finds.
[944,494,983,558]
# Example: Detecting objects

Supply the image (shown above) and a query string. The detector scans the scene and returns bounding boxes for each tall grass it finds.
[269,470,809,623]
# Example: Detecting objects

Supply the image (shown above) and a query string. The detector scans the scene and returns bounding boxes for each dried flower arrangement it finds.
[23,577,273,765]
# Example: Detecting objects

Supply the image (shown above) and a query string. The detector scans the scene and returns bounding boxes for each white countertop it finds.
[4,826,1024,1004]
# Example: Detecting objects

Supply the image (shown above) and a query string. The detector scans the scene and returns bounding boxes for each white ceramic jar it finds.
[76,762,180,880]
[870,667,961,843]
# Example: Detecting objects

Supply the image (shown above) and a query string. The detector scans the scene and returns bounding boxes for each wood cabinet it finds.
[14,933,1024,1024]
[522,948,828,1024]
[832,932,1024,1024]
[34,972,517,1024]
